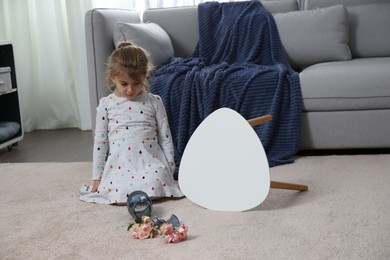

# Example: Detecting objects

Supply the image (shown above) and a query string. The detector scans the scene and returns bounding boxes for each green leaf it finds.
[134,216,142,224]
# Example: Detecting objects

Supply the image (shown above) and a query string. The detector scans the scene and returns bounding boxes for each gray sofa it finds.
[85,0,390,151]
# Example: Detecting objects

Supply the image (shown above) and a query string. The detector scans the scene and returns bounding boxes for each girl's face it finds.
[111,73,145,100]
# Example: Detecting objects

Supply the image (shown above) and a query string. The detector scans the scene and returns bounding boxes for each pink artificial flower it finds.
[138,230,150,239]
[129,224,140,239]
[163,233,174,243]
[171,233,183,243]
[177,231,187,241]
[160,222,174,235]
[141,223,153,233]
[128,215,188,243]
[142,216,155,228]
[176,224,188,241]
[137,224,152,239]
[130,231,138,239]
[178,225,188,234]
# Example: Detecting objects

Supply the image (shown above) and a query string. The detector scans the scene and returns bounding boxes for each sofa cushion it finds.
[303,0,390,58]
[143,6,199,58]
[0,121,20,142]
[303,0,390,9]
[274,5,351,69]
[113,22,174,67]
[347,3,390,58]
[300,57,390,112]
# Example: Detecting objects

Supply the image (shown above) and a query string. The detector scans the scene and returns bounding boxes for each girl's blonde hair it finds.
[105,42,154,92]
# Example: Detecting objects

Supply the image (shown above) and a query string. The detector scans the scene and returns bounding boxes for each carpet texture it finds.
[1,155,389,259]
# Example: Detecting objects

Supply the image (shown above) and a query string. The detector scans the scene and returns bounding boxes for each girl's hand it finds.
[92,180,101,192]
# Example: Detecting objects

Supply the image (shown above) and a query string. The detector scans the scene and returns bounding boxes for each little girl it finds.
[80,42,183,204]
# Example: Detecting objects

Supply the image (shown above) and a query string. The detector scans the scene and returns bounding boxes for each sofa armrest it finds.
[85,8,140,131]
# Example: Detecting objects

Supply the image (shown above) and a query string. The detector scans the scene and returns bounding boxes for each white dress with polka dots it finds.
[79,92,183,204]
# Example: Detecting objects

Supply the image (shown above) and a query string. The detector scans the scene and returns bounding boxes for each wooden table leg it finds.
[270,181,308,191]
[247,115,272,127]
[247,115,308,192]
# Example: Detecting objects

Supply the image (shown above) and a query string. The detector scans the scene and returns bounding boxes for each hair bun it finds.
[117,42,133,49]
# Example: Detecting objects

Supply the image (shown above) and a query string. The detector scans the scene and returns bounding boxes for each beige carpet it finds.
[1,155,390,259]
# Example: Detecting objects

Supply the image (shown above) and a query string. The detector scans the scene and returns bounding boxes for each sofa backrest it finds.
[85,2,299,132]
[143,0,299,58]
[304,0,390,58]
[85,8,140,131]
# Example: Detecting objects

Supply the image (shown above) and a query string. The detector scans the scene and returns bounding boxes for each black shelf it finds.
[0,41,23,151]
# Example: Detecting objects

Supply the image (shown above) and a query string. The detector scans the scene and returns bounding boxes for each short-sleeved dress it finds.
[79,92,184,204]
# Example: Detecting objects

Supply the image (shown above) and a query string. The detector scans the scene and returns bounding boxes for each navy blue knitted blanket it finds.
[151,1,302,179]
